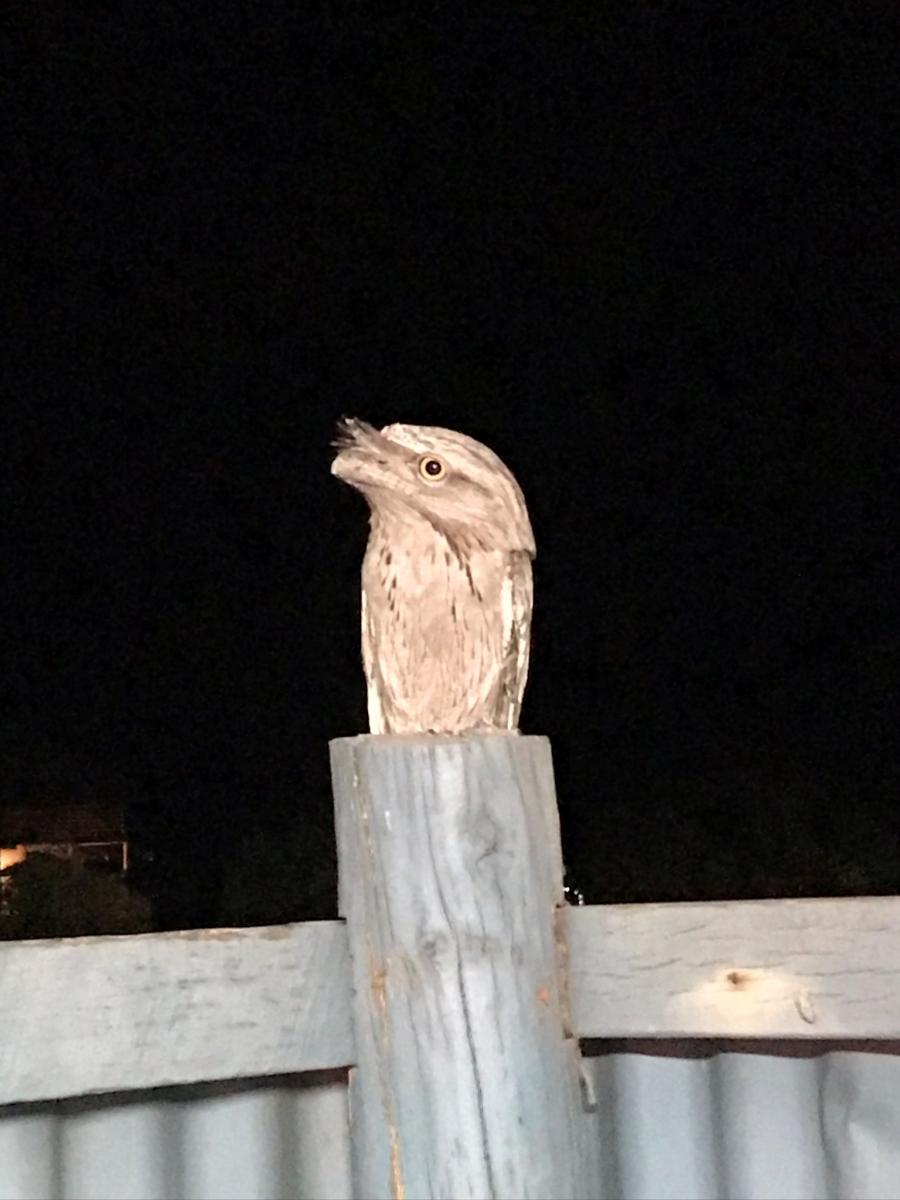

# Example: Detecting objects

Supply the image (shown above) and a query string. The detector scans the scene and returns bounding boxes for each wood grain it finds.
[331,733,592,1200]
[0,921,353,1104]
[567,896,900,1039]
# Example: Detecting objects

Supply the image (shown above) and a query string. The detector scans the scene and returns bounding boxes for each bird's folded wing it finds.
[501,551,533,730]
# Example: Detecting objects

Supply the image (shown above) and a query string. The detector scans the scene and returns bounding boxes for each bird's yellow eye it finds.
[418,455,446,481]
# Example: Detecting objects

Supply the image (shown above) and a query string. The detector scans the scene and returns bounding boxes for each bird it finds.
[331,418,535,735]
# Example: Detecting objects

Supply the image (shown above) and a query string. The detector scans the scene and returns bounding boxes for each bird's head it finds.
[331,418,535,555]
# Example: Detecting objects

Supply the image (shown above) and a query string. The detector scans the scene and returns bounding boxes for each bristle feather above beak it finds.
[332,416,363,450]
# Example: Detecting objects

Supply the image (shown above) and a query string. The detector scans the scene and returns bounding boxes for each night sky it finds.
[7,5,899,930]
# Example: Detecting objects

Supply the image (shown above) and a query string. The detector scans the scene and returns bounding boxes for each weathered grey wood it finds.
[567,896,900,1039]
[0,921,353,1104]
[330,734,591,1200]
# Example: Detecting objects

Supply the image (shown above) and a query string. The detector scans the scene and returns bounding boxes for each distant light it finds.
[0,845,27,871]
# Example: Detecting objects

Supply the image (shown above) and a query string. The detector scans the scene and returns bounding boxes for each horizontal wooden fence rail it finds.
[4,895,900,1107]
[566,896,900,1040]
[0,921,353,1106]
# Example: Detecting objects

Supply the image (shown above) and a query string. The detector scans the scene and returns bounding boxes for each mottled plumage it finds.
[331,419,535,735]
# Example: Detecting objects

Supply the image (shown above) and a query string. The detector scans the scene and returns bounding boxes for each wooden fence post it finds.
[330,733,593,1200]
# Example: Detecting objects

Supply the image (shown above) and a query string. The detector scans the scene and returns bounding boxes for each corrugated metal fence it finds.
[0,1072,352,1200]
[2,1045,900,1199]
[586,1040,900,1200]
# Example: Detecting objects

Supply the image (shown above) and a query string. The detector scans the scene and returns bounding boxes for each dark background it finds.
[6,4,899,931]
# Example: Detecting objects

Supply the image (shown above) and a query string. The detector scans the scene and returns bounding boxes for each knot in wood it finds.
[418,932,450,961]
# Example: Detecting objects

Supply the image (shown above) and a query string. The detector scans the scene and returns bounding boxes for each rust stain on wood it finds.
[371,966,387,1007]
[554,904,574,1036]
[369,948,406,1199]
[167,928,258,943]
[726,970,753,989]
[389,1123,406,1200]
